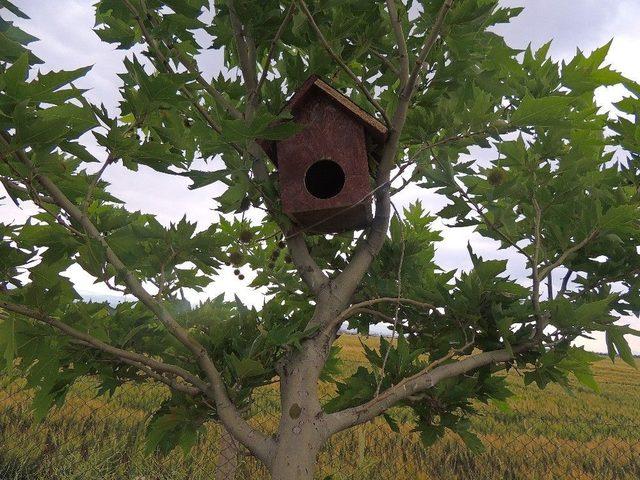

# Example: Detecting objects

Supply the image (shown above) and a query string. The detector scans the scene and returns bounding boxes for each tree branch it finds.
[82,155,114,212]
[402,0,453,102]
[375,203,405,395]
[431,150,534,263]
[370,48,399,77]
[296,0,391,127]
[286,233,329,294]
[121,1,226,134]
[559,269,573,296]
[0,176,54,204]
[251,2,296,101]
[128,363,200,395]
[328,296,439,334]
[385,0,409,87]
[539,229,600,280]
[139,1,243,120]
[0,300,206,393]
[333,189,392,302]
[0,131,274,463]
[227,0,258,95]
[331,3,457,305]
[227,2,328,299]
[94,351,201,397]
[376,0,455,182]
[327,342,529,433]
[531,196,544,338]
[349,308,394,323]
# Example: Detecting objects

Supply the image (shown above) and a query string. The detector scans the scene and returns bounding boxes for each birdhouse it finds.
[259,75,388,233]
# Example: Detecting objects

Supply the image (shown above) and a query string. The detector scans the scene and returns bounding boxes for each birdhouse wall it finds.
[276,91,372,231]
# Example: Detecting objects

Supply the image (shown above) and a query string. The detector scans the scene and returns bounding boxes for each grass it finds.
[0,334,638,479]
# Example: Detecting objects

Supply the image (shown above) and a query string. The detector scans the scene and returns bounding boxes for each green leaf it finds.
[511,95,574,127]
[382,412,400,433]
[228,354,266,381]
[0,0,30,19]
[457,429,485,453]
[145,401,206,455]
[419,425,445,447]
[258,121,303,141]
[606,329,636,368]
[0,316,16,369]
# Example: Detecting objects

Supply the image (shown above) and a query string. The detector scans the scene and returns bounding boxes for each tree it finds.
[0,0,639,478]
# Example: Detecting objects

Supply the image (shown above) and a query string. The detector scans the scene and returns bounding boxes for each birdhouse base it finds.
[290,203,372,233]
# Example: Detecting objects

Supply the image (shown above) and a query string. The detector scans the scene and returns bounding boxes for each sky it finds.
[1,1,639,353]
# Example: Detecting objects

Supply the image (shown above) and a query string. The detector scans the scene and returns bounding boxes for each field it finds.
[0,334,638,480]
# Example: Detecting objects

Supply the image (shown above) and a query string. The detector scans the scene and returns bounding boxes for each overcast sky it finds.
[2,1,639,353]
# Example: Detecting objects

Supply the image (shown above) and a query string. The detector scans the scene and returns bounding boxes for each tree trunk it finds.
[269,437,321,480]
[215,425,241,480]
[269,348,328,480]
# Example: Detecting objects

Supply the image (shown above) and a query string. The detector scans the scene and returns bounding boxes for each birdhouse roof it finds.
[257,75,388,166]
[287,75,388,144]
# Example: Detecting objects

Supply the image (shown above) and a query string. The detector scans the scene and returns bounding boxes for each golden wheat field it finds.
[0,334,638,480]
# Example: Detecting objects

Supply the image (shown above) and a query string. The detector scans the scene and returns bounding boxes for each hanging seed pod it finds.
[233,269,240,276]
[228,251,243,266]
[487,167,507,187]
[239,230,253,243]
[238,274,245,280]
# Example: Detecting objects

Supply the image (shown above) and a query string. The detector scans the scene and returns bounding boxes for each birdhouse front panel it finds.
[277,90,372,232]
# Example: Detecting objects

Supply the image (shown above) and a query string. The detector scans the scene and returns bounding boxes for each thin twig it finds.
[539,229,600,280]
[0,176,54,204]
[402,0,454,101]
[375,201,406,396]
[331,297,439,334]
[108,354,200,396]
[0,300,207,392]
[370,48,399,77]
[430,147,533,263]
[82,155,114,212]
[251,3,296,101]
[531,196,544,337]
[227,0,258,93]
[140,2,243,120]
[423,337,475,374]
[351,308,394,323]
[385,0,409,86]
[122,0,226,135]
[296,0,391,127]
[559,269,573,296]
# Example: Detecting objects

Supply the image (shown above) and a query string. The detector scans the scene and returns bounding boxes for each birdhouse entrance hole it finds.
[257,74,389,232]
[304,159,345,200]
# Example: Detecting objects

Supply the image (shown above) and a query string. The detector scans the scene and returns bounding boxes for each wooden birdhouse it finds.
[259,75,388,233]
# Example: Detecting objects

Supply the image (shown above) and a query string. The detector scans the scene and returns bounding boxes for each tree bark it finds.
[269,348,328,480]
[269,436,321,480]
